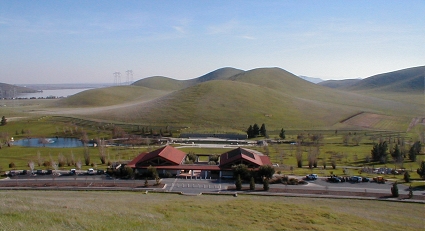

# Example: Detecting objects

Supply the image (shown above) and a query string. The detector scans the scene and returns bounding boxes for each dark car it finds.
[97,170,105,175]
[328,176,341,183]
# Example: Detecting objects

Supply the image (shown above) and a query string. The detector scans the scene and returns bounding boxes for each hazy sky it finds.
[1,0,424,84]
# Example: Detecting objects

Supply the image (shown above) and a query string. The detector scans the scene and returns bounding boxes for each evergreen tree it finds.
[417,160,425,179]
[279,128,286,139]
[246,125,253,138]
[260,123,266,137]
[249,176,255,190]
[235,174,242,190]
[1,116,6,126]
[391,144,402,162]
[252,123,260,138]
[391,181,399,197]
[371,141,388,163]
[404,171,410,183]
[408,141,421,162]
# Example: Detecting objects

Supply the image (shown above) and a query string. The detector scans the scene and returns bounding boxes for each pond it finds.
[12,138,87,148]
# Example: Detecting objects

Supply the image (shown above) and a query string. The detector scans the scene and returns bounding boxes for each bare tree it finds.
[83,147,90,166]
[296,143,303,168]
[37,151,43,167]
[97,138,106,164]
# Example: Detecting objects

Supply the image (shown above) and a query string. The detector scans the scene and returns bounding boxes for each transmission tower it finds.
[125,70,133,84]
[113,72,122,85]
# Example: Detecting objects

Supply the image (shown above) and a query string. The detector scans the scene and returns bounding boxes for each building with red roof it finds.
[128,145,272,179]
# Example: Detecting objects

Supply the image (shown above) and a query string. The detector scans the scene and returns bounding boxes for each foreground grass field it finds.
[0,191,423,231]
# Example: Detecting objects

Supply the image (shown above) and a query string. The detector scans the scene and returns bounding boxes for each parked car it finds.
[362,177,370,182]
[69,169,76,175]
[328,176,341,183]
[305,174,318,180]
[97,169,104,175]
[373,176,385,183]
[87,168,95,175]
[350,176,362,183]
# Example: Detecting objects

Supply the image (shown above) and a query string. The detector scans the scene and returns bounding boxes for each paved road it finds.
[1,175,417,196]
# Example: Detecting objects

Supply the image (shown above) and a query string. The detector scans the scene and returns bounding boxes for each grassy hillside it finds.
[132,76,189,91]
[54,86,168,107]
[1,191,423,231]
[87,75,419,131]
[346,66,425,92]
[18,67,423,132]
[132,67,244,91]
[318,79,361,88]
[0,83,38,97]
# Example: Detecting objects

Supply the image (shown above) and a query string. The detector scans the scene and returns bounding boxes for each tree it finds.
[417,160,425,179]
[235,174,242,190]
[1,116,7,126]
[408,141,421,162]
[260,123,267,137]
[279,128,286,140]
[263,178,269,191]
[146,165,158,179]
[252,123,260,138]
[391,181,399,197]
[249,176,255,190]
[246,125,253,138]
[391,144,403,165]
[258,165,275,180]
[232,164,249,180]
[371,141,388,163]
[404,171,410,183]
[83,147,90,166]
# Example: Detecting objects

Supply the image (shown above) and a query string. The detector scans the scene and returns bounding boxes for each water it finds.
[18,88,92,98]
[12,137,85,148]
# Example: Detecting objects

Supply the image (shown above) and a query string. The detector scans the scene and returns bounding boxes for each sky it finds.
[0,0,424,84]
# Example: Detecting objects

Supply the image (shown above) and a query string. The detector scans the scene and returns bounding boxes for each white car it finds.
[87,168,95,175]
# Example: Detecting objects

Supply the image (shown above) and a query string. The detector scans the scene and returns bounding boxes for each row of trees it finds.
[246,123,267,138]
[371,141,422,164]
[232,164,275,191]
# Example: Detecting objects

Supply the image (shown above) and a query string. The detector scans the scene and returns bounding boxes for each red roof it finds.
[127,145,187,168]
[128,146,272,171]
[219,147,269,168]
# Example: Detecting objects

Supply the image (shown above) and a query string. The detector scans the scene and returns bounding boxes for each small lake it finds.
[12,138,85,148]
[18,88,92,98]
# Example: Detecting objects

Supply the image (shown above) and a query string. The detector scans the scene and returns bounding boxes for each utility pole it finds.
[126,70,133,85]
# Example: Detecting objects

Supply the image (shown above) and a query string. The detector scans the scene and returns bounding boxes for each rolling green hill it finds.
[54,86,168,107]
[46,67,423,132]
[0,83,38,97]
[90,73,419,131]
[336,66,424,92]
[131,67,244,91]
[318,79,361,89]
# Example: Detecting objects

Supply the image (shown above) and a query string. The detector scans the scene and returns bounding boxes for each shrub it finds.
[235,174,242,190]
[263,178,269,191]
[249,177,255,190]
[404,171,410,183]
[391,182,399,197]
[9,162,15,168]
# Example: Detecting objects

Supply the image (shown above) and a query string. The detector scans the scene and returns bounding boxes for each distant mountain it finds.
[319,79,362,89]
[298,76,325,84]
[0,82,38,98]
[345,66,425,92]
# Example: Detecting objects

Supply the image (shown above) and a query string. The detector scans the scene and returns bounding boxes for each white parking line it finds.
[169,178,178,191]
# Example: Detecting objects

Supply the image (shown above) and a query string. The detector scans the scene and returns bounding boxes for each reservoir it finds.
[18,88,92,98]
[12,137,85,148]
